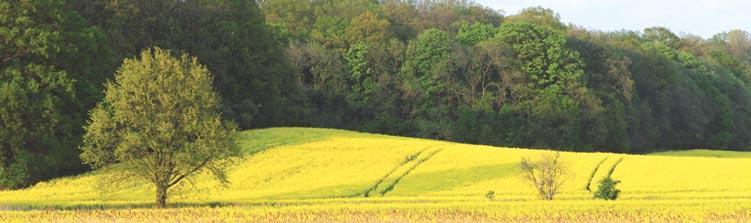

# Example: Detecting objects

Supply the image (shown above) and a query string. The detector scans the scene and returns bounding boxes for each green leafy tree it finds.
[566,35,634,151]
[496,22,598,149]
[503,7,565,30]
[346,11,391,45]
[496,22,584,90]
[401,29,454,139]
[70,0,306,129]
[313,0,376,20]
[81,48,238,208]
[310,16,350,50]
[401,28,452,94]
[456,22,496,46]
[378,0,418,42]
[0,0,114,188]
[259,0,314,40]
[346,43,378,105]
[629,43,711,149]
[289,42,351,127]
[643,27,681,49]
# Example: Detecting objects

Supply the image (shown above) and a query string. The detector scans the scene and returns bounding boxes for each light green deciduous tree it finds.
[81,48,238,208]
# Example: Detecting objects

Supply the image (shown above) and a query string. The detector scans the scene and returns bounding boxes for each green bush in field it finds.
[593,176,621,200]
[485,190,495,200]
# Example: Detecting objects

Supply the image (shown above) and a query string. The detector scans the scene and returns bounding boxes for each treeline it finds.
[2,0,751,188]
[264,0,751,152]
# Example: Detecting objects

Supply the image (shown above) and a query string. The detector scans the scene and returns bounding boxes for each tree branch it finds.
[0,50,29,65]
[168,158,212,187]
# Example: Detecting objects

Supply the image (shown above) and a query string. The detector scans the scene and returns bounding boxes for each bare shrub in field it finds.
[519,152,569,200]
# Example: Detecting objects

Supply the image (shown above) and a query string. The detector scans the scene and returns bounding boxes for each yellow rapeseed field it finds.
[1,127,751,222]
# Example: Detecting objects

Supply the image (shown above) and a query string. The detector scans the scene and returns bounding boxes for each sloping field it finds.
[652,149,751,158]
[2,127,751,222]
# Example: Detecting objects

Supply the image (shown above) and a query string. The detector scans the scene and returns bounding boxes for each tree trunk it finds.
[156,183,168,208]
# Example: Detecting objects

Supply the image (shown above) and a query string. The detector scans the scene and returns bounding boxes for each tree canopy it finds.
[68,0,307,129]
[0,0,114,188]
[80,48,238,208]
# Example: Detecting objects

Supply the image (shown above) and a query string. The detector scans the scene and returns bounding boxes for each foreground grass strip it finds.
[3,199,751,223]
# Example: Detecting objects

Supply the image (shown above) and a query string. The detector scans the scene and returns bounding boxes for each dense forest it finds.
[2,0,751,188]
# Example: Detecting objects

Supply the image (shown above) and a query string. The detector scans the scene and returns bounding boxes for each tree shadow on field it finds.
[238,128,335,155]
[2,162,520,211]
[266,163,519,198]
[382,163,519,195]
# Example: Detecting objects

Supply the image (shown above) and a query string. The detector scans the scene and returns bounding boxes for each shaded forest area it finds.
[3,0,751,188]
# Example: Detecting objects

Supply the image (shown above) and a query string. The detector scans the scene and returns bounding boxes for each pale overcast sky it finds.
[476,0,751,38]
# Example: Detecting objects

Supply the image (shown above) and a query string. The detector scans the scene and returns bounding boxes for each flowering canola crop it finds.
[1,127,750,222]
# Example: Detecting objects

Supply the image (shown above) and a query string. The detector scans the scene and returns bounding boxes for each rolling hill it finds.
[2,127,751,208]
